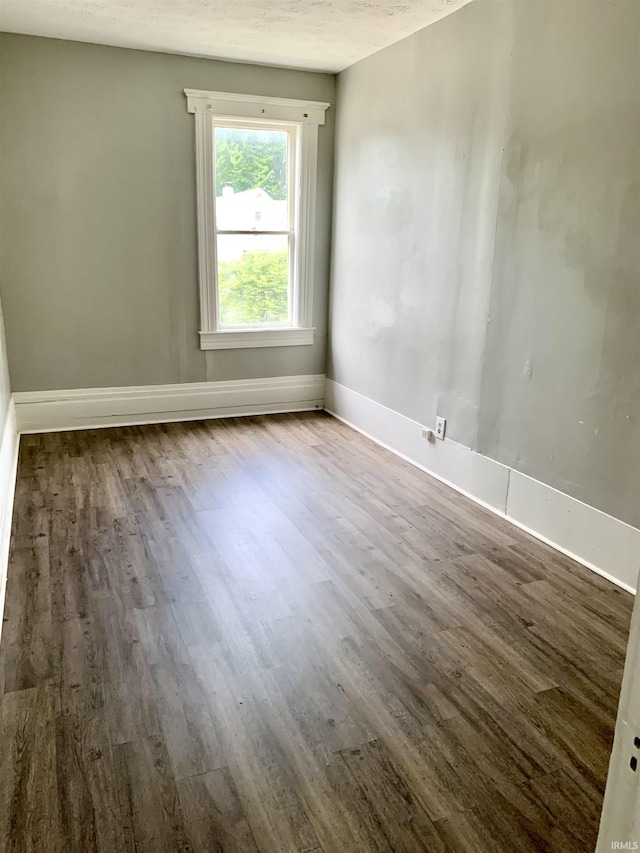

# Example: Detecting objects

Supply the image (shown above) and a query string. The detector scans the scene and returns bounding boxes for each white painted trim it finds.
[199,326,314,350]
[325,378,511,513]
[194,110,217,336]
[295,121,318,331]
[596,596,640,850]
[184,89,330,125]
[14,374,325,434]
[189,92,325,350]
[0,400,20,647]
[506,470,640,593]
[325,379,640,594]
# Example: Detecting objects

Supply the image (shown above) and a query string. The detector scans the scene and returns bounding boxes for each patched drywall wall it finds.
[0,34,335,392]
[329,0,640,527]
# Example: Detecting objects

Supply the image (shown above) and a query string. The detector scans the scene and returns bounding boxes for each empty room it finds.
[0,0,639,850]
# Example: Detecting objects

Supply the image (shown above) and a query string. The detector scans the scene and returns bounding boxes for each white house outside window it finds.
[185,90,330,350]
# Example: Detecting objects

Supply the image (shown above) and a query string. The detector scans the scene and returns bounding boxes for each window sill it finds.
[199,327,315,350]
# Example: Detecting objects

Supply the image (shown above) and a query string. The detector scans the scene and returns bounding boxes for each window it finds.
[214,125,291,328]
[185,90,330,350]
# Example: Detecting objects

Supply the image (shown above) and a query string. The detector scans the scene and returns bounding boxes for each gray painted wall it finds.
[0,34,335,391]
[329,0,640,527]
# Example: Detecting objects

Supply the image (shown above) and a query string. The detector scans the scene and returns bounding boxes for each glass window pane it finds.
[214,127,289,232]
[217,233,290,327]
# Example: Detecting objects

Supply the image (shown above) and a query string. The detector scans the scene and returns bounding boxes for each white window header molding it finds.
[184,89,330,125]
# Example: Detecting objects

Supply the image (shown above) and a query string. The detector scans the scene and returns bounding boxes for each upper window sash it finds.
[212,118,296,237]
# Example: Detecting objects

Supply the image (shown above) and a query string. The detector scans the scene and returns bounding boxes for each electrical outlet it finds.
[435,417,446,440]
[422,429,434,441]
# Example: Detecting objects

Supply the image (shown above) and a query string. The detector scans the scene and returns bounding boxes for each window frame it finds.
[185,89,330,350]
[213,118,296,330]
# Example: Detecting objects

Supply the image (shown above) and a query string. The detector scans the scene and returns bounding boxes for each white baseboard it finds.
[14,374,326,434]
[0,399,20,647]
[325,379,640,594]
[325,377,511,512]
[506,470,640,593]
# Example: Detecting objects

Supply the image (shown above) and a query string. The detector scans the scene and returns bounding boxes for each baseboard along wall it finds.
[8,373,639,595]
[0,400,20,646]
[325,379,640,594]
[4,373,638,844]
[13,374,326,433]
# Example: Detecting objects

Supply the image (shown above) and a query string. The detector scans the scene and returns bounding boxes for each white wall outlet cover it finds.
[435,417,446,440]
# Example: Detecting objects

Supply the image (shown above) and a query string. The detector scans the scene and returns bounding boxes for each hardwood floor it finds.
[0,411,632,852]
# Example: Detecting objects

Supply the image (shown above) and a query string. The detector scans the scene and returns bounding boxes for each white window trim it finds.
[185,89,330,350]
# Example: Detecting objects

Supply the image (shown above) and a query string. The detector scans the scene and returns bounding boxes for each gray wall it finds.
[329,0,640,527]
[0,34,335,391]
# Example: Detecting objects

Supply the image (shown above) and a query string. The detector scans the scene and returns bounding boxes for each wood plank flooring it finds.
[0,411,633,852]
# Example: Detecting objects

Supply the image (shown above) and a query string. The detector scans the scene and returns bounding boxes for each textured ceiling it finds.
[0,0,472,72]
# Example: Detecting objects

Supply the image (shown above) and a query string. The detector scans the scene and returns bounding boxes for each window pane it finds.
[215,127,288,232]
[217,233,290,327]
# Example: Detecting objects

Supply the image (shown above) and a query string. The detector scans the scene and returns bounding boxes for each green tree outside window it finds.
[215,128,287,200]
[218,251,289,326]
